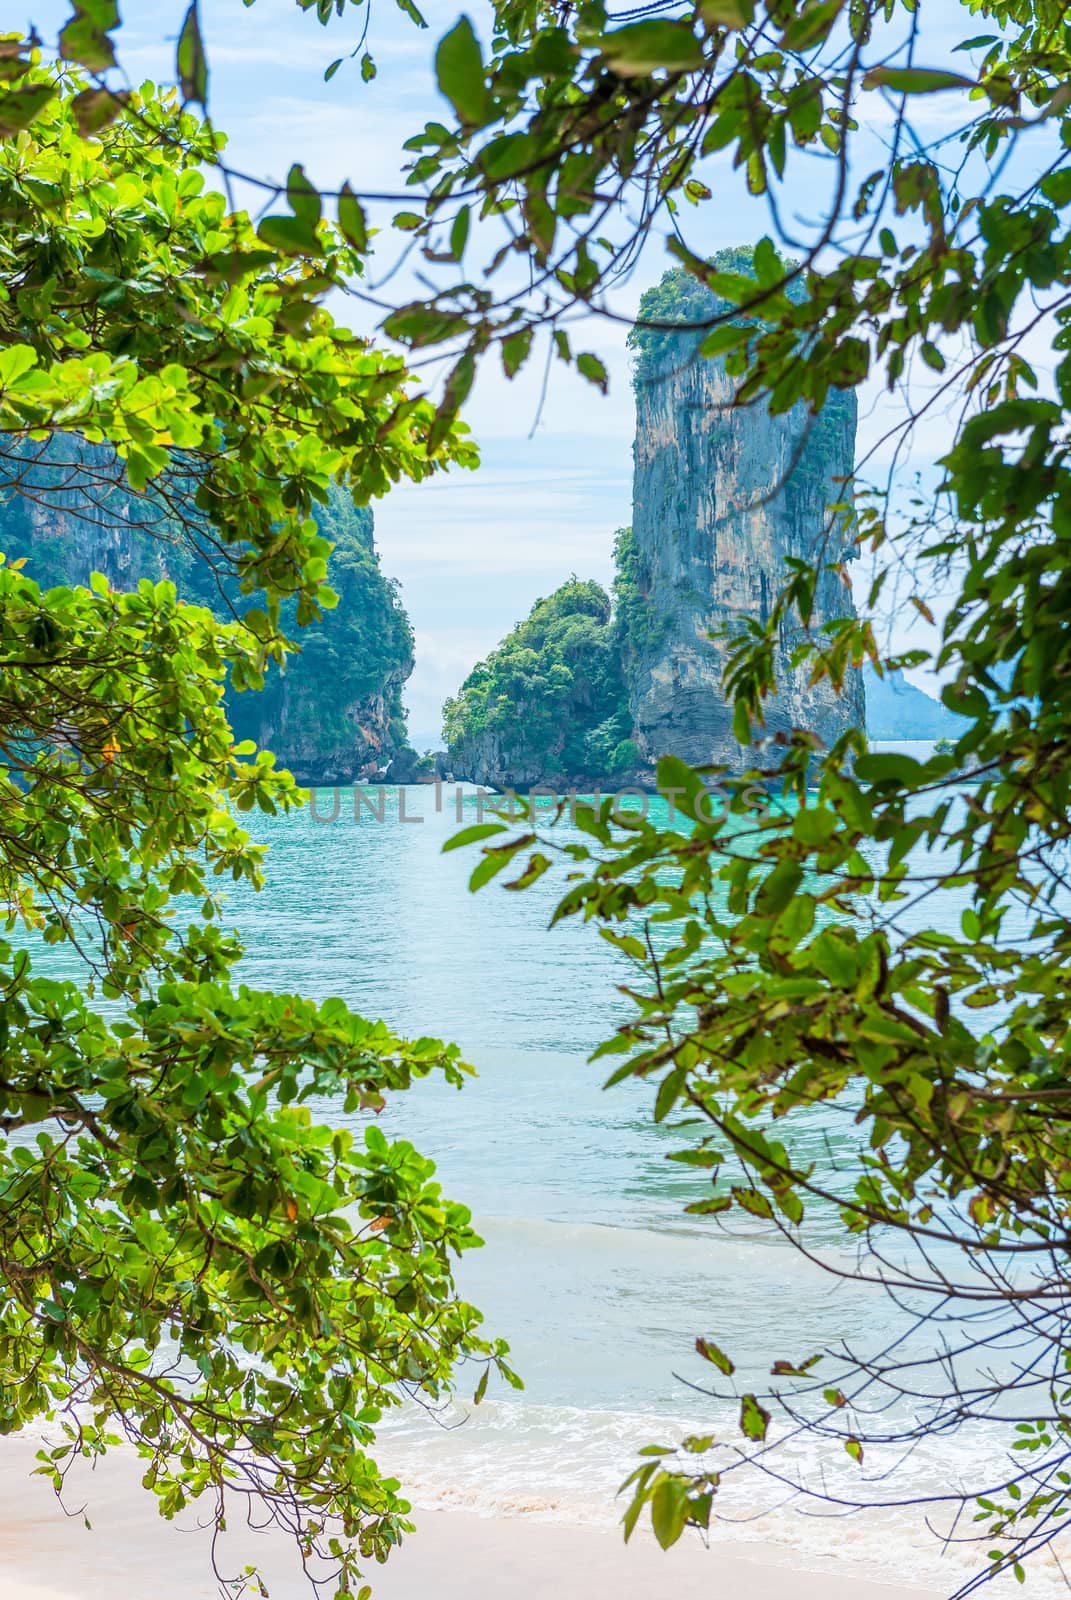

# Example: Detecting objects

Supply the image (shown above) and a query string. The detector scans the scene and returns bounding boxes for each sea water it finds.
[18,765,1069,1596]
[212,777,1066,1597]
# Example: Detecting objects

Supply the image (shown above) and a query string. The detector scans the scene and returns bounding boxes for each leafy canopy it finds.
[443,567,637,784]
[0,463,418,778]
[0,44,510,1600]
[377,0,1071,1588]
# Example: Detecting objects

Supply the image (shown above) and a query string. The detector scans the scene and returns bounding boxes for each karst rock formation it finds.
[624,263,864,774]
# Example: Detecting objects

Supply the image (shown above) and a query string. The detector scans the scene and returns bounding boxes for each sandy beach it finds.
[0,1437,943,1600]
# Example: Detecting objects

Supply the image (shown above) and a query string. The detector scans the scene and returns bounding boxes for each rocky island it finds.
[0,443,416,785]
[445,252,866,789]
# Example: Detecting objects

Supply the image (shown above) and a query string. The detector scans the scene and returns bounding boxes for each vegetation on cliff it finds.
[444,569,637,784]
[227,489,414,772]
[628,248,784,382]
[0,446,415,778]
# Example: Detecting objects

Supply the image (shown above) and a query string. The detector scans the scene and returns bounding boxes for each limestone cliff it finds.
[0,441,413,783]
[446,253,864,788]
[625,262,863,772]
[225,490,414,785]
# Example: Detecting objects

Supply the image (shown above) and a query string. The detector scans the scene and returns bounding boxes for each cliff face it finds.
[228,621,412,787]
[446,254,864,789]
[626,270,863,773]
[0,443,413,783]
[225,490,415,785]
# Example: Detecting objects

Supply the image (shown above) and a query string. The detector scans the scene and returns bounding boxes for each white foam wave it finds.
[376,1395,1071,1598]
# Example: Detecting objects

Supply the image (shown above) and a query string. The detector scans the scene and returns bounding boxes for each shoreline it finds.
[0,1437,944,1600]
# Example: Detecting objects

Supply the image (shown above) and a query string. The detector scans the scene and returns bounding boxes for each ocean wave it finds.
[377,1395,1071,1598]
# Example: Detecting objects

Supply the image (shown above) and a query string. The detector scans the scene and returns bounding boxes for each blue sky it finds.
[31,1,1046,743]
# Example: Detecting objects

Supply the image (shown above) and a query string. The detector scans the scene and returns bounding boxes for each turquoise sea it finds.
[215,766,1063,1596]
[20,752,1068,1596]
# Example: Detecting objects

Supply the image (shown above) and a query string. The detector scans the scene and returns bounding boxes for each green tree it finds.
[443,576,633,783]
[362,1,1071,1590]
[442,528,662,784]
[0,45,512,1600]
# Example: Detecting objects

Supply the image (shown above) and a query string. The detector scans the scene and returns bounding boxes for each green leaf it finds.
[740,1394,771,1442]
[699,0,755,30]
[469,844,521,891]
[287,164,322,227]
[654,1067,686,1122]
[699,324,750,358]
[0,83,58,139]
[655,754,708,819]
[338,183,369,254]
[828,336,870,387]
[754,861,803,916]
[576,352,609,394]
[696,1337,735,1375]
[600,20,705,74]
[809,930,861,987]
[443,822,508,853]
[59,2,119,71]
[621,1486,646,1543]
[1041,169,1071,209]
[650,1475,688,1549]
[854,752,924,788]
[257,214,323,257]
[427,348,476,454]
[752,235,781,286]
[449,204,471,261]
[501,328,533,379]
[71,87,130,136]
[361,51,377,82]
[177,2,209,105]
[435,16,488,127]
[781,0,844,51]
[863,66,975,94]
[771,1354,823,1376]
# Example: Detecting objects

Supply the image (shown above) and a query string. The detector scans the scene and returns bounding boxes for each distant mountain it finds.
[0,439,415,783]
[864,665,960,741]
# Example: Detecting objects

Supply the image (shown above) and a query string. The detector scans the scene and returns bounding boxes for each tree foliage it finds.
[0,43,510,1600]
[444,567,641,784]
[185,0,1071,424]
[375,0,1071,1589]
